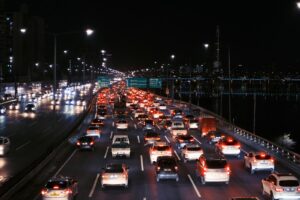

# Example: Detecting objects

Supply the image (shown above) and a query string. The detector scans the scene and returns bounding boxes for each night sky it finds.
[5,0,300,71]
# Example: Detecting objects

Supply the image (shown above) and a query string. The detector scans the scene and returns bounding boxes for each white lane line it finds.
[193,137,202,145]
[130,116,133,121]
[54,149,77,176]
[187,174,201,198]
[29,121,38,127]
[143,198,146,200]
[104,146,109,159]
[134,124,137,129]
[112,122,114,126]
[88,173,100,198]
[16,141,31,151]
[164,135,170,143]
[174,150,181,161]
[241,148,248,154]
[137,136,140,144]
[110,131,113,139]
[156,124,161,130]
[140,155,144,171]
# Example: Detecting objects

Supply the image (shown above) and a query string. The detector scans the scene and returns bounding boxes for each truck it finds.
[200,117,217,137]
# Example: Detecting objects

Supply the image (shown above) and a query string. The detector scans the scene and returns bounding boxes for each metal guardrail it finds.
[169,98,300,175]
[0,99,17,106]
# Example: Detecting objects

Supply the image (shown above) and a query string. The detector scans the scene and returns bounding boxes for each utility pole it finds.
[53,35,57,100]
[228,47,232,123]
[253,93,256,134]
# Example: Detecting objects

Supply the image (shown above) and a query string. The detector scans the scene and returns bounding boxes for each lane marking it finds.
[193,137,202,145]
[104,146,109,159]
[134,124,137,129]
[88,173,100,198]
[137,136,140,144]
[54,149,77,176]
[140,155,144,171]
[164,136,170,143]
[110,131,113,139]
[174,150,181,161]
[16,141,31,151]
[143,198,146,200]
[130,116,133,120]
[241,148,248,154]
[156,124,161,130]
[112,122,114,126]
[187,174,201,198]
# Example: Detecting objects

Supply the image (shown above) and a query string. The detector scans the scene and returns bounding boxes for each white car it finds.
[86,126,101,138]
[216,137,241,158]
[181,144,203,162]
[149,141,172,164]
[51,99,60,105]
[116,120,129,130]
[41,176,78,200]
[101,164,129,188]
[0,137,10,155]
[244,152,275,174]
[111,142,131,158]
[196,154,230,185]
[262,173,300,200]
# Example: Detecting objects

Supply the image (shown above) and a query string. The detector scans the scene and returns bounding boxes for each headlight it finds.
[82,101,86,106]
[15,105,19,109]
[9,105,13,109]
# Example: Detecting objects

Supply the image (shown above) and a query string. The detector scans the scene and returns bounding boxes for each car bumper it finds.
[184,153,202,161]
[204,174,230,182]
[102,178,128,186]
[252,165,274,171]
[42,196,70,200]
[221,149,241,155]
[273,193,300,199]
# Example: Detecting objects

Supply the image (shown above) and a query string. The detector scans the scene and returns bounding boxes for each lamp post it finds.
[52,28,94,100]
[169,54,175,100]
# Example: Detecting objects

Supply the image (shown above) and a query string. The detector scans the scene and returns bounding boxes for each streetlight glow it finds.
[297,2,300,9]
[20,28,27,34]
[204,43,209,48]
[101,50,106,54]
[171,54,175,60]
[86,29,94,36]
[63,50,68,54]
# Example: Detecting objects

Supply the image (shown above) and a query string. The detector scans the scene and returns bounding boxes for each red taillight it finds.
[53,185,59,189]
[235,144,240,148]
[174,166,178,171]
[90,141,94,145]
[65,189,72,194]
[203,167,207,175]
[76,142,81,146]
[297,187,300,192]
[190,138,194,142]
[226,166,230,174]
[41,189,48,195]
[157,166,161,170]
[275,187,284,192]
[270,158,274,163]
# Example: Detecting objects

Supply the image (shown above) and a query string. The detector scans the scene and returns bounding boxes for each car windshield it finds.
[104,165,124,173]
[206,160,227,168]
[279,180,299,187]
[88,127,99,130]
[146,132,159,137]
[190,120,198,123]
[115,137,128,143]
[79,137,93,142]
[118,120,127,123]
[112,143,129,148]
[45,181,68,189]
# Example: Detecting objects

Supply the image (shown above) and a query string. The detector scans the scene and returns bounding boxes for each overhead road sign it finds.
[126,78,147,88]
[149,78,162,88]
[98,76,111,88]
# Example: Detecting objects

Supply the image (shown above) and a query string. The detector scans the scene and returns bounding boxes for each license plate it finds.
[164,169,171,171]
[50,192,59,196]
[82,143,87,145]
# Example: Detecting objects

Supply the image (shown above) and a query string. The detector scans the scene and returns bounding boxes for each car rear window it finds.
[279,180,299,187]
[146,132,159,137]
[79,137,93,142]
[118,120,127,123]
[255,155,271,160]
[112,143,129,148]
[158,158,176,166]
[88,127,99,130]
[105,166,124,173]
[206,160,227,168]
[45,181,68,189]
[223,140,239,145]
[187,147,202,151]
[154,146,170,151]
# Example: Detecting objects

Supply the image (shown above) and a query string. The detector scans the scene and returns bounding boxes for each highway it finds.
[0,88,92,190]
[10,92,296,200]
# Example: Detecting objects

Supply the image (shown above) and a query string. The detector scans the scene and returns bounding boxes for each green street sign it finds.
[98,76,110,88]
[126,78,147,88]
[149,78,162,88]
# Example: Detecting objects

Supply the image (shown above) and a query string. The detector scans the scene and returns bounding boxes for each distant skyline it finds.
[4,0,300,72]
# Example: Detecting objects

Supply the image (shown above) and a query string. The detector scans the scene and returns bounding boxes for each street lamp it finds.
[20,28,27,34]
[63,50,68,54]
[204,43,209,49]
[297,2,300,9]
[170,54,175,60]
[86,29,94,36]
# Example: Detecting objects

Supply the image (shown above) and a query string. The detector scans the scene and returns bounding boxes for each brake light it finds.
[53,185,60,189]
[41,189,48,195]
[174,166,178,171]
[203,167,207,175]
[76,141,81,146]
[190,138,194,142]
[226,166,230,174]
[270,158,274,163]
[235,144,240,148]
[157,166,161,171]
[90,141,94,145]
[275,187,284,192]
[297,187,300,192]
[65,189,72,194]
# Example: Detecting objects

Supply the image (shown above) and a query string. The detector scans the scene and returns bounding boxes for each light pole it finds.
[170,54,175,100]
[297,2,300,9]
[52,28,94,100]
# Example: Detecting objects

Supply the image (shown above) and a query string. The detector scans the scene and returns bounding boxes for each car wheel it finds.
[201,176,205,185]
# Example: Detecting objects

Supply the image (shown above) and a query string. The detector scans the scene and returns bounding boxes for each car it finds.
[149,141,172,164]
[187,119,199,129]
[101,163,129,188]
[86,126,101,138]
[134,110,144,118]
[143,119,154,126]
[0,105,6,114]
[115,119,129,130]
[25,103,36,112]
[0,137,10,155]
[163,120,172,130]
[158,103,167,110]
[207,131,225,144]
[97,109,107,119]
[175,135,195,149]
[41,176,78,200]
[244,152,275,174]
[171,120,185,129]
[111,141,131,158]
[181,144,203,162]
[262,173,300,200]
[137,114,148,121]
[196,154,230,185]
[90,118,104,126]
[144,131,161,145]
[155,156,179,182]
[216,137,241,158]
[8,103,20,110]
[76,136,95,151]
[171,127,188,139]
